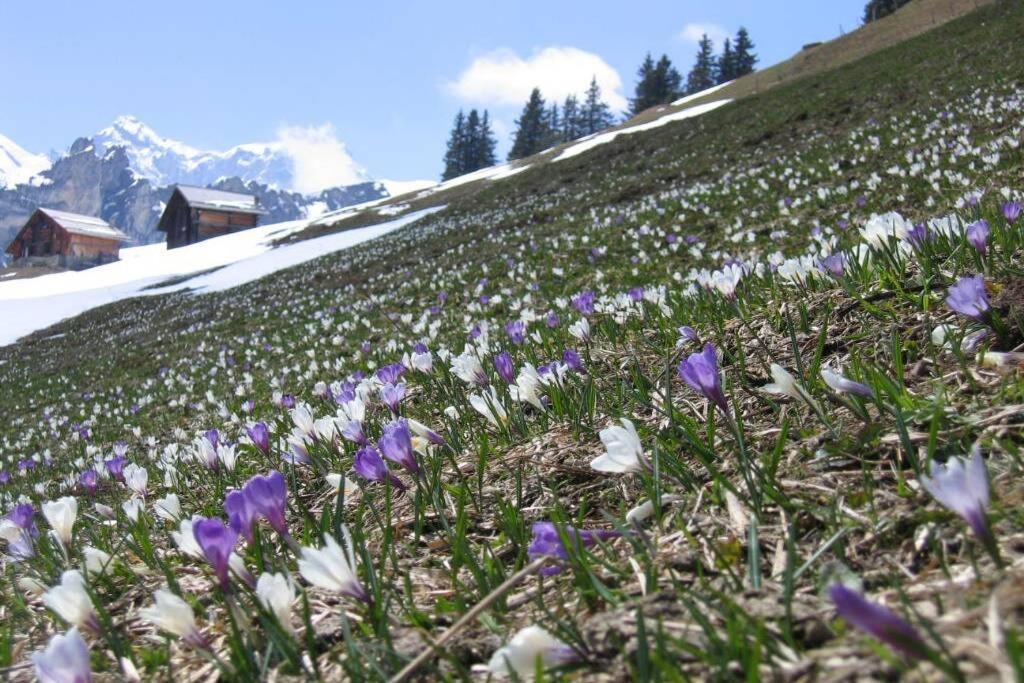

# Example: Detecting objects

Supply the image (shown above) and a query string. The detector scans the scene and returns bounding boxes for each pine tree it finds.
[546,104,562,146]
[479,111,497,168]
[462,109,483,174]
[655,55,683,102]
[631,54,682,115]
[442,108,497,180]
[685,34,717,95]
[581,77,614,135]
[716,38,736,84]
[630,54,657,115]
[562,94,581,142]
[508,88,550,160]
[441,111,466,180]
[732,28,758,77]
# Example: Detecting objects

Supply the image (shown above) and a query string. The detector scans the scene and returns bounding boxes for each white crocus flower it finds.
[153,494,182,522]
[42,570,97,631]
[298,529,368,602]
[451,347,487,386]
[216,444,238,471]
[325,473,358,497]
[487,625,575,677]
[511,364,545,411]
[139,589,206,648]
[290,404,317,439]
[171,517,204,559]
[591,419,644,473]
[469,387,508,428]
[256,572,296,633]
[82,546,113,576]
[123,464,148,498]
[760,364,802,400]
[568,318,590,342]
[42,497,78,547]
[122,497,144,522]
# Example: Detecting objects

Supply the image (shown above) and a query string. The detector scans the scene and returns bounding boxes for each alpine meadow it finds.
[3,0,1024,681]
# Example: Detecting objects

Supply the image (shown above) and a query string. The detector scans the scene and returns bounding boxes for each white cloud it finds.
[275,124,368,194]
[447,47,627,113]
[678,23,730,50]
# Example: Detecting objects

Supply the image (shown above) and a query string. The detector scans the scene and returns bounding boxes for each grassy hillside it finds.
[2,2,1024,681]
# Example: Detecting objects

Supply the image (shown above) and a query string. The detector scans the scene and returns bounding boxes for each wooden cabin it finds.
[158,185,265,249]
[5,208,130,270]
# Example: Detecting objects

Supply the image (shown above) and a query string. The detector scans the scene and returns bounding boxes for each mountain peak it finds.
[0,132,51,189]
[92,116,370,194]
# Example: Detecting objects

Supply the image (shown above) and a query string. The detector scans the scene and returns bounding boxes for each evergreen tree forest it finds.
[441,109,498,180]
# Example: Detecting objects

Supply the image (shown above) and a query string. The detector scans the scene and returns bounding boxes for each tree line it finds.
[863,0,914,23]
[441,26,757,177]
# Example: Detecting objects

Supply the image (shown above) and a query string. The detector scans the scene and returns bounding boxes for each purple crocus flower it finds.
[247,422,271,455]
[353,446,407,490]
[563,349,585,373]
[1004,201,1022,224]
[243,471,289,536]
[966,219,990,257]
[506,320,527,345]
[376,363,406,385]
[920,447,992,547]
[819,253,846,278]
[945,275,990,322]
[280,394,297,410]
[494,352,516,384]
[678,326,699,343]
[9,503,36,533]
[341,419,368,446]
[677,344,729,413]
[78,470,99,494]
[4,504,36,560]
[378,420,419,475]
[0,471,9,486]
[224,490,260,543]
[380,383,407,414]
[571,290,596,316]
[545,311,560,328]
[193,517,238,591]
[829,584,929,660]
[628,287,644,302]
[906,223,930,250]
[821,368,875,399]
[104,456,127,482]
[527,522,621,576]
[203,429,220,449]
[33,627,94,683]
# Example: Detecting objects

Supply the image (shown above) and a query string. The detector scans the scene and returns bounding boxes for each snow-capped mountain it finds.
[92,115,372,194]
[0,133,51,189]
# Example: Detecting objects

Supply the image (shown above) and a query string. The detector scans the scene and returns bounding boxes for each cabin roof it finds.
[174,185,265,214]
[37,208,131,241]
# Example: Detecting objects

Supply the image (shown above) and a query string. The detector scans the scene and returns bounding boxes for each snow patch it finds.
[554,99,732,162]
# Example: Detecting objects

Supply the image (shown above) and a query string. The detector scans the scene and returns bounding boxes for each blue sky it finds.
[0,0,865,185]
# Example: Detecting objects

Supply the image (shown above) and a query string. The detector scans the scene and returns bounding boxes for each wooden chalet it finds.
[158,185,265,249]
[5,208,130,270]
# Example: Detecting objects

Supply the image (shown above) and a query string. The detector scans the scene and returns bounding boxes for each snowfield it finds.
[554,99,732,162]
[0,207,443,346]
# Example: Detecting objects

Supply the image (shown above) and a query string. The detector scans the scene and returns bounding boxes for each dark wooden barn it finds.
[158,185,265,249]
[4,208,130,270]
